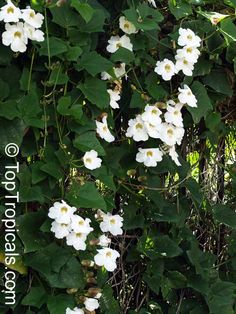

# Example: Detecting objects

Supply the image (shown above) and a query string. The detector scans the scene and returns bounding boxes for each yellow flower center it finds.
[187,34,193,40]
[76,233,82,238]
[103,126,108,132]
[61,223,68,227]
[174,110,179,116]
[183,59,188,65]
[110,218,116,224]
[151,109,157,114]
[14,31,22,38]
[7,7,14,14]
[165,64,171,72]
[124,22,130,29]
[116,43,122,48]
[187,91,192,96]
[187,47,193,53]
[146,151,153,157]
[30,11,35,18]
[60,206,68,213]
[85,158,92,163]
[78,220,84,225]
[135,123,143,129]
[167,128,174,136]
[106,251,112,257]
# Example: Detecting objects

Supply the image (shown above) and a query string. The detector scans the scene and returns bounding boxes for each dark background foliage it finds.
[0,0,236,313]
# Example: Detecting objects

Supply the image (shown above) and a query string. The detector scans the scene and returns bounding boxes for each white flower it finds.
[119,16,137,34]
[48,200,76,224]
[147,0,157,7]
[114,63,127,79]
[178,28,201,48]
[126,115,149,142]
[98,234,111,247]
[107,89,121,109]
[164,101,183,127]
[144,122,161,139]
[0,0,21,23]
[24,23,44,42]
[66,232,87,251]
[154,59,177,81]
[95,292,102,299]
[178,85,197,108]
[141,104,162,126]
[101,63,126,81]
[136,148,163,167]
[168,146,181,166]
[71,215,94,234]
[66,307,84,314]
[209,12,229,25]
[84,298,99,312]
[2,22,28,53]
[176,46,200,64]
[96,115,115,143]
[21,6,44,28]
[159,123,185,146]
[100,213,123,236]
[175,56,194,76]
[94,248,120,272]
[83,150,102,170]
[51,221,70,239]
[106,35,133,53]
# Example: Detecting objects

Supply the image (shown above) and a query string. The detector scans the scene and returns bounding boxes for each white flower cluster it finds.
[48,202,123,313]
[0,0,44,53]
[155,28,201,80]
[104,16,137,110]
[66,295,100,314]
[126,84,197,167]
[48,201,123,272]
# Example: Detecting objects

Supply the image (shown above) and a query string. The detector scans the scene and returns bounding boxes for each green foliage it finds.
[0,0,236,313]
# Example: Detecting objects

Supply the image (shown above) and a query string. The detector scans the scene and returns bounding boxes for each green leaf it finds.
[40,162,63,180]
[78,77,109,109]
[47,295,75,314]
[213,205,236,228]
[71,0,94,23]
[18,166,45,203]
[187,81,212,123]
[39,37,68,57]
[220,18,236,44]
[22,287,47,309]
[0,78,9,100]
[65,46,82,61]
[207,281,236,314]
[124,4,163,30]
[48,67,69,86]
[0,100,19,120]
[66,182,107,210]
[24,243,85,289]
[50,5,80,28]
[168,0,193,20]
[100,286,120,313]
[0,118,26,153]
[110,47,135,64]
[138,235,182,259]
[74,131,105,156]
[202,69,233,96]
[57,96,83,121]
[17,211,48,253]
[79,51,113,76]
[79,9,105,33]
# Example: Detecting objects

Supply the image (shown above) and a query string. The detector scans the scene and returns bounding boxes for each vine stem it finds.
[44,8,51,68]
[27,48,35,92]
